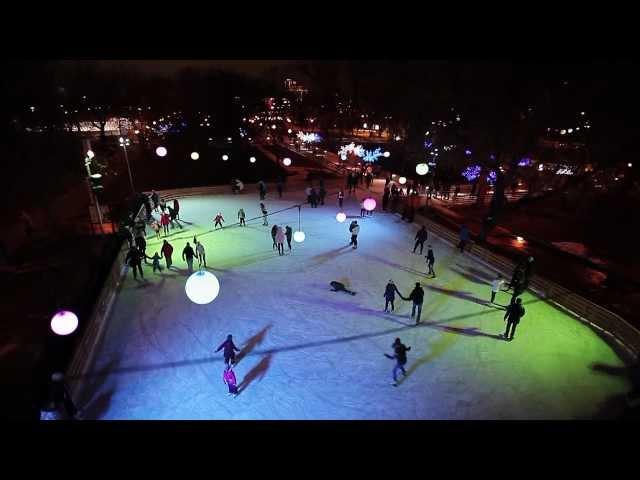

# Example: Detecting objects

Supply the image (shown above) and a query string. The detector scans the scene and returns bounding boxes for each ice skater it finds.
[458,224,470,253]
[258,180,267,200]
[305,185,313,204]
[161,239,173,269]
[276,226,286,256]
[167,205,183,229]
[319,184,326,205]
[490,274,505,303]
[330,281,356,295]
[135,232,148,264]
[124,246,144,280]
[182,242,195,274]
[310,187,318,208]
[160,211,170,236]
[502,297,525,341]
[384,338,411,386]
[213,212,225,229]
[216,334,240,367]
[426,245,435,277]
[407,282,425,325]
[360,199,366,217]
[150,190,160,212]
[146,251,163,273]
[260,203,268,226]
[413,226,429,254]
[349,220,360,249]
[150,220,161,240]
[271,224,278,249]
[285,225,293,250]
[338,190,344,209]
[277,178,284,198]
[173,198,180,220]
[195,239,206,268]
[384,280,402,312]
[238,208,246,227]
[223,365,239,396]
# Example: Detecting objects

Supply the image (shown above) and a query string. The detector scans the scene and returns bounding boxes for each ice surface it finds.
[76,183,631,419]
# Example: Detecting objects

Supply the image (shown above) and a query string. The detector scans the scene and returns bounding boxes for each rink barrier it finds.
[388,201,640,360]
[65,206,146,401]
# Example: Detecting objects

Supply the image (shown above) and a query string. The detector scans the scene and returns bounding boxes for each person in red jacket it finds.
[160,239,174,269]
[160,211,170,236]
[223,365,239,396]
[213,212,225,229]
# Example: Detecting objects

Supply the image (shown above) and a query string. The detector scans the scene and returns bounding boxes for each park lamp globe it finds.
[185,270,220,305]
[336,212,347,223]
[191,152,200,160]
[293,231,305,243]
[283,157,292,166]
[155,146,167,157]
[50,310,78,336]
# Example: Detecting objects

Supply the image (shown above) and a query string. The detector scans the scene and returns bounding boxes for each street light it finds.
[119,137,134,193]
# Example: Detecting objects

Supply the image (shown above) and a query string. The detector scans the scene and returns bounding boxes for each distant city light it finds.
[567,128,573,133]
[581,112,585,115]
[465,149,472,156]
[191,152,199,160]
[628,162,633,167]
[538,164,545,171]
[272,125,277,129]
[383,151,391,158]
[340,154,347,161]
[363,123,368,129]
[416,163,429,175]
[283,157,292,166]
[560,129,567,135]
[155,146,167,157]
[134,129,140,134]
[250,156,257,163]
[222,154,229,161]
[288,129,292,133]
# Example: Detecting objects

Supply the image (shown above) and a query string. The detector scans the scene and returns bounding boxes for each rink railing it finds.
[65,205,146,401]
[388,198,640,360]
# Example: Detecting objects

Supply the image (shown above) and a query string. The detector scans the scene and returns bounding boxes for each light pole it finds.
[119,136,134,193]
[84,150,104,232]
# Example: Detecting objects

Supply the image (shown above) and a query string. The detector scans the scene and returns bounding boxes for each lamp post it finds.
[119,136,134,193]
[84,149,104,232]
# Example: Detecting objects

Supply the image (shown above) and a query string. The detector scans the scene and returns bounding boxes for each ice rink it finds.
[75,186,631,419]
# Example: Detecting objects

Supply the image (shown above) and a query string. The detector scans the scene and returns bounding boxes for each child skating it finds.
[213,212,225,229]
[223,365,239,396]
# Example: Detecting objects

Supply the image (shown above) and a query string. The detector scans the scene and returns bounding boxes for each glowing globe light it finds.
[283,157,292,166]
[272,125,277,129]
[398,176,407,185]
[288,129,292,134]
[191,152,199,160]
[395,136,401,141]
[383,151,391,158]
[293,231,305,243]
[222,154,229,161]
[560,129,567,135]
[50,310,78,336]
[86,150,95,159]
[340,154,347,161]
[250,156,257,163]
[363,198,377,211]
[628,162,633,167]
[567,128,573,133]
[185,270,220,305]
[416,163,429,175]
[336,212,347,223]
[156,146,167,157]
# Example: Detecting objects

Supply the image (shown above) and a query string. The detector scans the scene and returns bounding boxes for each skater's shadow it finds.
[236,325,272,364]
[396,330,460,385]
[424,285,488,306]
[81,388,115,420]
[450,265,495,285]
[308,246,353,267]
[237,354,273,395]
[361,253,426,277]
[435,325,503,340]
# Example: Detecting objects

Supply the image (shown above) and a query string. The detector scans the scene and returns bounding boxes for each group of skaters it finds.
[271,224,293,255]
[346,169,374,193]
[305,179,327,207]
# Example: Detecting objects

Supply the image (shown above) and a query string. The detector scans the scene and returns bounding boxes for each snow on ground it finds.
[75,184,631,419]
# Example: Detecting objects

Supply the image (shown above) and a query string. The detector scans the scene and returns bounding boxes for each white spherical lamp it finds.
[283,157,292,166]
[398,176,407,185]
[336,212,347,223]
[293,231,305,243]
[185,270,220,305]
[50,310,79,336]
[383,151,391,158]
[250,156,257,163]
[416,163,429,175]
[222,154,229,161]
[340,154,347,161]
[155,146,167,157]
[363,198,377,211]
[86,150,95,159]
[191,152,200,160]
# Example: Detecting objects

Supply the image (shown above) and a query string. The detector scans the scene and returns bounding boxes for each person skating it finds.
[160,211,170,236]
[490,274,505,303]
[161,239,174,269]
[285,225,293,250]
[173,198,180,220]
[426,246,435,277]
[260,203,268,226]
[168,205,183,229]
[503,297,526,341]
[271,224,278,249]
[382,188,390,211]
[383,280,402,312]
[413,226,429,254]
[135,232,149,264]
[276,226,286,256]
[349,220,360,249]
[319,184,326,205]
[360,199,366,217]
[125,246,144,280]
[150,190,160,212]
[407,282,425,325]
[305,185,313,205]
[258,180,267,200]
[277,178,284,198]
[238,208,246,227]
[310,187,318,208]
[458,224,470,253]
[337,190,344,209]
[159,198,167,213]
[384,338,411,386]
[330,281,356,295]
[182,242,195,274]
[213,212,225,229]
[223,365,239,396]
[195,239,206,268]
[150,220,161,240]
[146,251,163,273]
[216,334,240,367]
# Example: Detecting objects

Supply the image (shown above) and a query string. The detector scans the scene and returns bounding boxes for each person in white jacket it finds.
[490,274,505,303]
[349,221,360,249]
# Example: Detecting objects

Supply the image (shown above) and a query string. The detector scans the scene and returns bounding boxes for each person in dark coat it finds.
[413,226,429,254]
[383,280,402,312]
[319,184,326,205]
[382,188,390,211]
[285,225,293,250]
[216,334,240,366]
[458,224,470,253]
[503,297,525,341]
[150,190,160,212]
[426,245,435,277]
[135,234,148,264]
[407,282,425,324]
[330,281,356,295]
[384,338,411,386]
[277,179,284,198]
[182,242,195,274]
[260,203,268,226]
[258,180,267,200]
[338,190,345,209]
[271,224,278,249]
[125,246,144,280]
[161,239,174,269]
[167,206,183,229]
[310,187,318,208]
[173,198,180,219]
